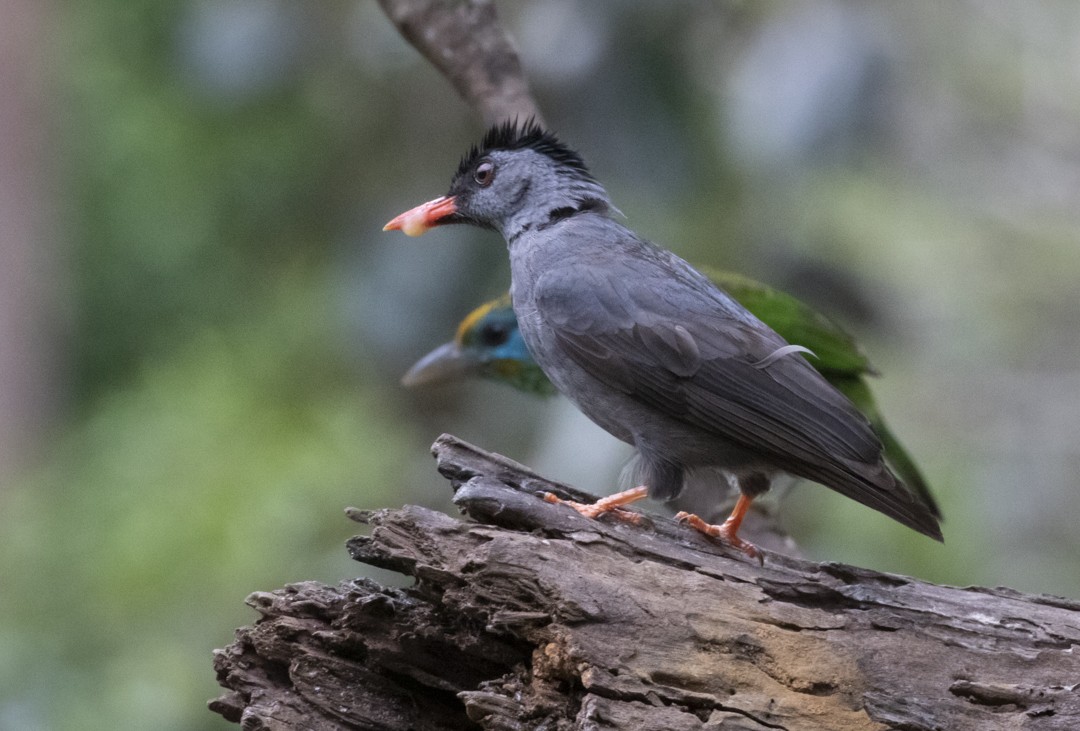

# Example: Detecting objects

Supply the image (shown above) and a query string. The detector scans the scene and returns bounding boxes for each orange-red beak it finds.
[382,195,458,237]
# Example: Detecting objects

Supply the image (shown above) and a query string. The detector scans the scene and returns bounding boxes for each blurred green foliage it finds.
[1,274,417,730]
[62,0,361,398]
[4,2,431,728]
[3,1,1080,729]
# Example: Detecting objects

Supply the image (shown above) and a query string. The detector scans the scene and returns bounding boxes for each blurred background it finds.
[2,1,1079,728]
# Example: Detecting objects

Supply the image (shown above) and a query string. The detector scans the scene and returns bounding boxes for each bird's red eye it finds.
[474,161,495,187]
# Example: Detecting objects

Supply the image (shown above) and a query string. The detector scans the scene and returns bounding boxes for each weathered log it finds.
[210,434,1080,730]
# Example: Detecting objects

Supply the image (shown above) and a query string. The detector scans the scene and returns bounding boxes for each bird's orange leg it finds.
[544,485,648,525]
[676,493,760,561]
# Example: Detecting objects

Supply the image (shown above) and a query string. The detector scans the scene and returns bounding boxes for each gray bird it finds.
[385,120,942,559]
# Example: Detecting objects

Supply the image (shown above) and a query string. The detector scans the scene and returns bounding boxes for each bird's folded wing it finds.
[535,263,940,537]
[701,267,876,378]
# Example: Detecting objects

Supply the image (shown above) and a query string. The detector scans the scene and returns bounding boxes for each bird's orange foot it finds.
[675,511,761,563]
[543,485,648,525]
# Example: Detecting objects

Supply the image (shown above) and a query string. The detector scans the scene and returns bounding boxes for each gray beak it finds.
[401,341,480,387]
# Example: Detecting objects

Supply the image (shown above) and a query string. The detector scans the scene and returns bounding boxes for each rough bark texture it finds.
[211,434,1080,730]
[376,0,543,127]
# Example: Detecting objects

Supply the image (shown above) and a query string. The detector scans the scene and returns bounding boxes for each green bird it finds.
[404,268,939,519]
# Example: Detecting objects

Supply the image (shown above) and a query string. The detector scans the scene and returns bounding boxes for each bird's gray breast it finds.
[508,226,637,445]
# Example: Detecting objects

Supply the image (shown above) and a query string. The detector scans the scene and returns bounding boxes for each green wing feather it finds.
[700,267,874,377]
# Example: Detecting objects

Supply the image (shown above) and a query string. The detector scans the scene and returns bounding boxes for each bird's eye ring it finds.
[474,161,495,187]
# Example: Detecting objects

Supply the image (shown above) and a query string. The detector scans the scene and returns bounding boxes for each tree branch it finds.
[211,434,1080,730]
[376,0,544,126]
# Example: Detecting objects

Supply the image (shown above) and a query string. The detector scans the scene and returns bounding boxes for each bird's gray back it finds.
[508,211,887,477]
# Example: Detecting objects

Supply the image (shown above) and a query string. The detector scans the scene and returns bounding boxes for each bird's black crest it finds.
[455,118,595,184]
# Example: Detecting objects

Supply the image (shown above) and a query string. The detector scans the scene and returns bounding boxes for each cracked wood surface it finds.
[211,434,1080,730]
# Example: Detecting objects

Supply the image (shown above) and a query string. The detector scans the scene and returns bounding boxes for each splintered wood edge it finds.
[431,432,599,503]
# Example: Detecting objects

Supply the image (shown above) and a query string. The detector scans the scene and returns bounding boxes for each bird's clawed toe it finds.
[543,486,648,525]
[675,511,761,563]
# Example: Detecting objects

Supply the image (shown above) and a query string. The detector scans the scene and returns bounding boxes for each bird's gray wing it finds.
[535,260,940,538]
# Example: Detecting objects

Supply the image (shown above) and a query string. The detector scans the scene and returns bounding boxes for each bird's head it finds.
[402,294,555,396]
[384,119,613,241]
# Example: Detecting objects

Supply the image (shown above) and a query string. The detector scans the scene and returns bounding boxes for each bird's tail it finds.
[824,458,943,542]
[831,375,941,521]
